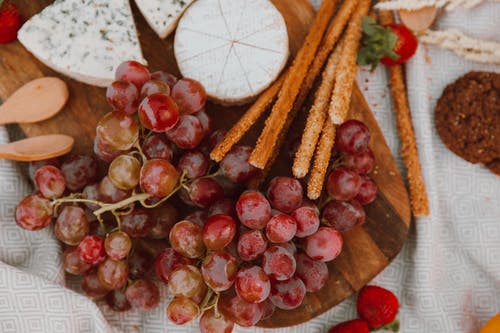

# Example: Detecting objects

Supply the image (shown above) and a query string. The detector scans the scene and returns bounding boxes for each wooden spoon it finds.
[0,77,69,125]
[398,6,438,32]
[0,134,74,161]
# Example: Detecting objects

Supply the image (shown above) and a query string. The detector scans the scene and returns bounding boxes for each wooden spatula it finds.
[0,134,74,161]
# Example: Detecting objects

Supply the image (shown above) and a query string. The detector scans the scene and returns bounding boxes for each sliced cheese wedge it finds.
[18,0,146,87]
[134,0,195,39]
[174,0,289,106]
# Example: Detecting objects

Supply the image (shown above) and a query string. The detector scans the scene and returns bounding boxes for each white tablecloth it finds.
[1,1,499,332]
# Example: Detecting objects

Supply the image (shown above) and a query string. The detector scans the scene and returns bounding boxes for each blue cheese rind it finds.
[18,0,146,87]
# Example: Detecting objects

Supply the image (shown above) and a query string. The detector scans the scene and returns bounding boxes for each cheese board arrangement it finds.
[0,0,414,331]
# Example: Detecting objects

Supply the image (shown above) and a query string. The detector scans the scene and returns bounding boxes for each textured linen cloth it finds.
[1,1,499,332]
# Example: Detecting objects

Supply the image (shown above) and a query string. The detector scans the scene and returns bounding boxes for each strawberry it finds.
[328,319,370,333]
[357,16,418,69]
[357,285,400,331]
[0,0,23,44]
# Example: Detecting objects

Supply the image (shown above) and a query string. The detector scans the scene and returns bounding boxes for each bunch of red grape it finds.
[15,60,377,331]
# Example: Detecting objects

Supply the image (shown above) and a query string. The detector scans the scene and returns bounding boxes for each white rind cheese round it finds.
[174,0,289,106]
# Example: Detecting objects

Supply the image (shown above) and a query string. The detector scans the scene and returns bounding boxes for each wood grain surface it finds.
[0,0,411,328]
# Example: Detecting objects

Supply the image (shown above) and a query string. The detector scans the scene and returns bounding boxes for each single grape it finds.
[295,253,329,292]
[121,208,154,238]
[115,60,150,89]
[269,276,306,310]
[138,94,180,132]
[15,194,53,231]
[151,71,178,89]
[140,79,170,98]
[128,248,153,279]
[178,150,209,179]
[267,176,303,213]
[184,210,208,227]
[262,246,296,281]
[236,191,271,230]
[61,154,98,191]
[261,299,276,320]
[355,175,377,205]
[104,231,132,260]
[199,308,234,333]
[218,293,264,327]
[29,158,60,182]
[166,114,204,149]
[169,220,205,259]
[142,133,174,161]
[105,289,131,312]
[304,227,343,262]
[97,176,129,204]
[343,148,375,174]
[63,247,91,275]
[291,206,320,238]
[220,145,259,183]
[96,111,139,151]
[125,279,160,311]
[148,203,178,239]
[81,267,109,299]
[335,120,371,154]
[235,266,271,304]
[187,178,224,208]
[322,200,366,233]
[140,159,179,198]
[201,250,237,292]
[326,167,362,201]
[108,155,141,190]
[201,128,227,154]
[167,296,200,325]
[237,229,268,261]
[202,214,237,250]
[55,206,89,246]
[78,235,106,265]
[208,199,236,219]
[97,257,128,290]
[168,264,205,298]
[34,165,65,199]
[190,282,209,305]
[106,80,139,114]
[154,247,191,283]
[195,109,212,136]
[94,136,122,162]
[171,78,207,114]
[266,213,297,243]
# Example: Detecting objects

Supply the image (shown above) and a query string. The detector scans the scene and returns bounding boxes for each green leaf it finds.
[0,0,4,8]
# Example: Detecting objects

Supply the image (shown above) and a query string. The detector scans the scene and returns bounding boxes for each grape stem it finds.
[93,193,151,216]
[133,140,147,162]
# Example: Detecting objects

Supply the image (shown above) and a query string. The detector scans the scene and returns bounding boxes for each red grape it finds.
[96,111,139,151]
[151,71,177,87]
[171,78,207,114]
[140,79,170,98]
[265,213,297,243]
[154,248,191,283]
[61,154,98,191]
[322,200,366,232]
[168,264,205,298]
[138,94,179,132]
[292,206,320,238]
[34,165,65,199]
[220,145,259,183]
[269,276,306,310]
[78,235,106,265]
[295,253,329,292]
[115,60,150,89]
[98,176,130,203]
[97,257,128,290]
[15,194,53,231]
[195,109,212,136]
[93,136,121,162]
[201,250,237,292]
[121,208,154,238]
[201,129,227,154]
[125,279,160,311]
[169,220,205,259]
[104,231,132,260]
[343,149,375,174]
[199,308,234,333]
[128,249,152,279]
[280,241,297,255]
[235,266,271,304]
[237,229,268,261]
[81,267,109,299]
[140,159,179,197]
[267,177,303,213]
[166,114,204,149]
[148,203,178,239]
[261,299,276,320]
[55,206,89,246]
[184,210,207,226]
[62,247,91,275]
[142,133,174,161]
[208,198,236,219]
[335,120,371,154]
[262,246,296,281]
[355,175,377,205]
[105,289,131,312]
[236,191,271,230]
[188,178,224,208]
[218,293,264,327]
[108,155,141,190]
[106,80,139,114]
[304,227,343,262]
[202,214,237,250]
[326,167,362,201]
[178,150,209,179]
[29,158,60,182]
[167,297,200,325]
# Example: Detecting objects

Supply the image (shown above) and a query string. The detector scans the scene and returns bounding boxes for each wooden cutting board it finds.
[0,0,411,328]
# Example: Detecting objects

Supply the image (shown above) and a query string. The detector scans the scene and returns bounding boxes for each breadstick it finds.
[249,0,339,169]
[209,73,286,162]
[293,39,345,179]
[378,9,430,216]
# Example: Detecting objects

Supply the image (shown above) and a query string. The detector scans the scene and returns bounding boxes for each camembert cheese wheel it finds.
[174,0,289,106]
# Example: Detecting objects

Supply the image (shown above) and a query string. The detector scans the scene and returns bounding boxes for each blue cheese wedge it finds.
[18,0,146,87]
[134,0,194,39]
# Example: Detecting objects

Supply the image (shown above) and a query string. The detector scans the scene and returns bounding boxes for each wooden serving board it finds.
[0,0,411,328]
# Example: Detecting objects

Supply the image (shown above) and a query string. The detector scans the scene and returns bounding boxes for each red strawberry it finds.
[0,0,23,44]
[357,285,400,331]
[328,319,370,333]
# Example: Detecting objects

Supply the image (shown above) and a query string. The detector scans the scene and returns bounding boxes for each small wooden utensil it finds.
[398,6,437,32]
[0,134,74,161]
[0,77,69,125]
